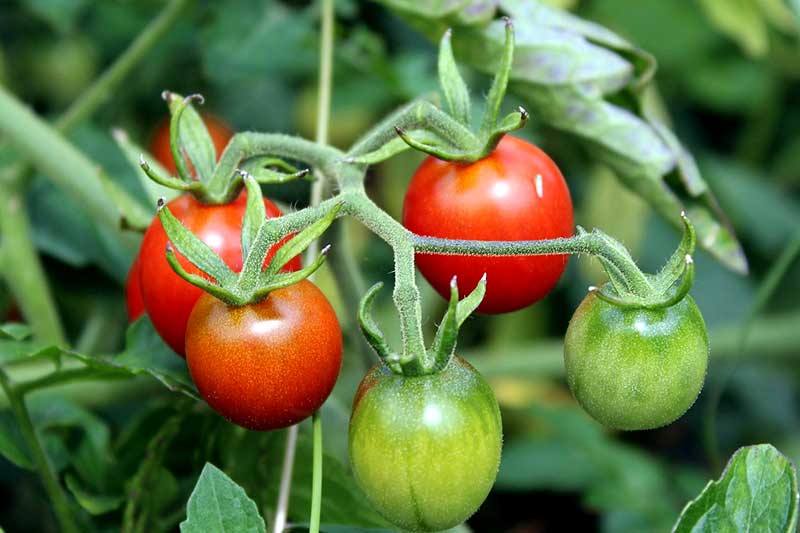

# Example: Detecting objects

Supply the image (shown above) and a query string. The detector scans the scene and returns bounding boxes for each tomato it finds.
[402,135,574,314]
[564,291,709,430]
[150,114,233,176]
[139,191,301,356]
[349,356,502,532]
[125,255,145,322]
[185,280,342,430]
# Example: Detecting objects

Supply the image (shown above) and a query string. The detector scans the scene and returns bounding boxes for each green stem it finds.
[0,371,80,533]
[0,180,65,344]
[309,411,323,533]
[15,366,113,397]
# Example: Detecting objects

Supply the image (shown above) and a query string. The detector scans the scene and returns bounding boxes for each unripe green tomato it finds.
[564,291,709,431]
[349,356,502,532]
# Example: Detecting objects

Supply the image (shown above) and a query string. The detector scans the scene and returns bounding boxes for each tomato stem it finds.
[309,411,324,533]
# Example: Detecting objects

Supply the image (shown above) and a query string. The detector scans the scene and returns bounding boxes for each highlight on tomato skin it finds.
[149,113,233,176]
[185,280,343,431]
[402,135,574,314]
[348,356,502,532]
[137,191,302,357]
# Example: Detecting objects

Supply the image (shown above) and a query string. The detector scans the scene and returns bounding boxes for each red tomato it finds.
[402,135,574,314]
[138,191,301,356]
[149,114,233,176]
[126,255,145,322]
[186,280,342,430]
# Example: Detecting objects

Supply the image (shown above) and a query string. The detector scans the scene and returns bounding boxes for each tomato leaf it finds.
[180,463,266,533]
[672,444,799,533]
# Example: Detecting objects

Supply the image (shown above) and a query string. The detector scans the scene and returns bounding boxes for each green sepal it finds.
[479,17,515,137]
[253,245,331,297]
[438,28,471,126]
[653,212,697,293]
[394,127,475,163]
[164,91,216,182]
[156,198,237,286]
[346,129,448,165]
[263,202,342,278]
[430,275,487,372]
[240,172,267,263]
[357,283,394,363]
[140,155,204,193]
[238,156,311,184]
[165,244,242,305]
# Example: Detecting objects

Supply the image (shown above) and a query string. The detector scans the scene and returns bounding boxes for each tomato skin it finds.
[186,280,342,430]
[138,191,301,356]
[349,356,502,532]
[125,255,145,322]
[564,291,709,430]
[402,135,573,314]
[150,114,233,176]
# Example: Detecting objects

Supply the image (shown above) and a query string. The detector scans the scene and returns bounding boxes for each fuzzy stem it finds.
[0,371,80,533]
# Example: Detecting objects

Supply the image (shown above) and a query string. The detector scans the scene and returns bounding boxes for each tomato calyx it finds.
[588,212,698,310]
[157,171,340,306]
[346,18,527,166]
[358,274,486,377]
[139,91,311,205]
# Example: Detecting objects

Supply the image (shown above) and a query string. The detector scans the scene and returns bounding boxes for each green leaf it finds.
[69,318,198,399]
[180,463,266,533]
[0,323,32,341]
[64,473,124,515]
[438,29,471,126]
[672,444,799,533]
[0,411,33,470]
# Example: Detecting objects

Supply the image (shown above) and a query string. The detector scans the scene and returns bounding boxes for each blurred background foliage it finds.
[1,0,800,531]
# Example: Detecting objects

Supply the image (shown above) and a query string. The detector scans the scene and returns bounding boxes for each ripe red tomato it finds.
[150,114,233,176]
[402,135,574,314]
[186,280,342,430]
[126,255,145,322]
[138,191,301,356]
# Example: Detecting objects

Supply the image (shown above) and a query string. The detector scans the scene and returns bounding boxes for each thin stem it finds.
[272,426,297,533]
[309,411,323,533]
[15,366,112,397]
[274,2,335,529]
[0,371,79,533]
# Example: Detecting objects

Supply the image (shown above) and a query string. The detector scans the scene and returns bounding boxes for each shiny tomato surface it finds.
[150,114,233,176]
[138,191,301,356]
[402,135,574,313]
[186,280,342,430]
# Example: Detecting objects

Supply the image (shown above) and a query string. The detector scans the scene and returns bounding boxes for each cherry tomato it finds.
[138,191,301,356]
[150,114,233,176]
[349,356,502,532]
[185,280,342,430]
[126,255,145,322]
[402,135,573,314]
[564,291,709,430]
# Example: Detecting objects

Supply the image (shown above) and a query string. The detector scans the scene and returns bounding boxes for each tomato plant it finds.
[149,113,232,176]
[564,290,709,430]
[403,135,573,313]
[138,191,301,355]
[349,356,502,532]
[186,280,342,430]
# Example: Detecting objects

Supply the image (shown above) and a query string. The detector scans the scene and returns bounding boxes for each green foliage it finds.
[181,463,266,533]
[673,444,799,532]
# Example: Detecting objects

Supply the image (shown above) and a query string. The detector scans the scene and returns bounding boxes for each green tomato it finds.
[564,291,709,431]
[349,356,502,532]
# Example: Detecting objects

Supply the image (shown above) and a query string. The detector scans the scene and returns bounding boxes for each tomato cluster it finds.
[125,118,342,431]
